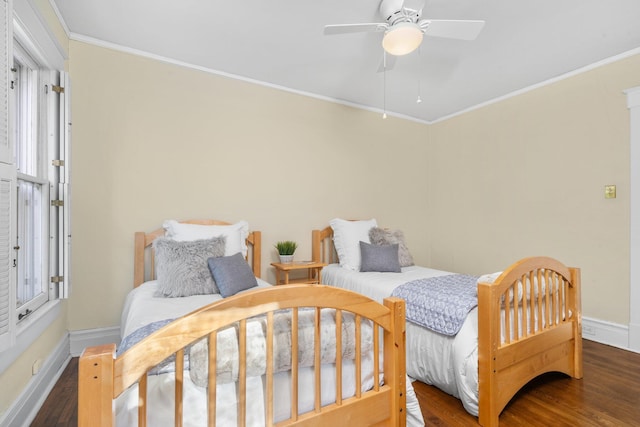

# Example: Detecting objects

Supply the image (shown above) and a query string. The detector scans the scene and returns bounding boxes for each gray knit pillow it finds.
[154,236,226,297]
[360,241,401,273]
[368,227,415,267]
[208,252,258,298]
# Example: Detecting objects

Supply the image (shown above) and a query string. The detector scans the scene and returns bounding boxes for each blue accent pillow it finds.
[207,252,258,298]
[359,241,401,273]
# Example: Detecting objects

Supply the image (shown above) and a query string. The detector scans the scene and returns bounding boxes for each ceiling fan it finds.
[324,0,485,57]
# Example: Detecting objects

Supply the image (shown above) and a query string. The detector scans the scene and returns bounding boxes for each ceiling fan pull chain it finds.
[383,52,387,119]
[417,46,422,104]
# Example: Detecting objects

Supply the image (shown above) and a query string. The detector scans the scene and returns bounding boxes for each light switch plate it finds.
[605,185,616,199]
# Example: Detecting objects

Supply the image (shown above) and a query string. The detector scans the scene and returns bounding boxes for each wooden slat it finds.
[373,322,380,392]
[292,308,299,420]
[335,309,343,406]
[139,374,147,427]
[355,315,362,398]
[207,332,217,427]
[175,349,184,427]
[266,311,274,427]
[238,319,247,427]
[313,308,320,413]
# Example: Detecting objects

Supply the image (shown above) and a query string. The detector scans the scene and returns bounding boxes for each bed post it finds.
[312,229,321,263]
[78,344,116,427]
[570,266,583,379]
[248,231,262,278]
[477,280,499,427]
[383,296,406,426]
[134,231,146,287]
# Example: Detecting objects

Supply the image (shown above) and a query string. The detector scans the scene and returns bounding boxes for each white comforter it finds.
[117,279,425,426]
[321,264,481,416]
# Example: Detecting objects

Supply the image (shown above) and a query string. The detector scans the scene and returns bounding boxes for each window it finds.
[0,7,69,354]
[12,42,49,318]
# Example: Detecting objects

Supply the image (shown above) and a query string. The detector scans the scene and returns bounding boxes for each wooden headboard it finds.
[312,225,337,264]
[133,219,262,287]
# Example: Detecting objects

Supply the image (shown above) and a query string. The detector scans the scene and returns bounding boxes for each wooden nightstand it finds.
[271,261,327,285]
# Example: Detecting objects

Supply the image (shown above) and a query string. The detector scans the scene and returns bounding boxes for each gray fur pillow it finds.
[368,227,415,267]
[153,236,226,297]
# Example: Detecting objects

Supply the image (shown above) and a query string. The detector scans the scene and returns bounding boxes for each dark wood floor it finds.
[31,339,640,426]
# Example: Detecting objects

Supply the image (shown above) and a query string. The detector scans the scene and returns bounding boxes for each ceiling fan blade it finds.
[421,20,485,40]
[323,23,388,35]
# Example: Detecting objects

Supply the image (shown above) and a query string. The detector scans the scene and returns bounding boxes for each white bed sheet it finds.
[117,279,425,426]
[321,264,480,416]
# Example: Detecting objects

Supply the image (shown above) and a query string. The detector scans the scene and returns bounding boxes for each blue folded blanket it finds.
[391,274,478,336]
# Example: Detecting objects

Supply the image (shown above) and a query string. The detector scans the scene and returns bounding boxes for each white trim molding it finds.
[626,85,640,353]
[1,325,119,427]
[582,316,634,353]
[0,333,70,427]
[69,325,120,357]
[13,0,66,69]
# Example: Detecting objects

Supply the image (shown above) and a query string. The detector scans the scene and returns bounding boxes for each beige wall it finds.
[67,41,431,330]
[67,42,640,332]
[426,55,640,324]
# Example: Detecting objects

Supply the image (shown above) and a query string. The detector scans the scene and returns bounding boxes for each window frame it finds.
[12,40,51,319]
[0,1,68,363]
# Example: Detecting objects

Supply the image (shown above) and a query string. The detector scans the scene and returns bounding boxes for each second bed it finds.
[312,220,583,427]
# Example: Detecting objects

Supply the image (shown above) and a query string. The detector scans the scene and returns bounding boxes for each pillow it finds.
[359,241,401,273]
[163,220,249,257]
[153,236,226,297]
[329,218,378,271]
[368,227,415,267]
[207,253,258,298]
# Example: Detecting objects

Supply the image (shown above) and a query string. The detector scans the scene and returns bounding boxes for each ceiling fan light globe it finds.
[382,22,423,56]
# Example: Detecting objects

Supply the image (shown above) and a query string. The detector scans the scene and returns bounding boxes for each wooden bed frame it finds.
[312,226,583,427]
[78,220,409,426]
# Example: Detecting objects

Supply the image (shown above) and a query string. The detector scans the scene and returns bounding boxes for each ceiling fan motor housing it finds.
[379,0,423,24]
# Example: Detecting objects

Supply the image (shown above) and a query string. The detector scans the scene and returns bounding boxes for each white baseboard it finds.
[0,334,70,427]
[69,325,120,356]
[628,322,640,352]
[582,316,637,353]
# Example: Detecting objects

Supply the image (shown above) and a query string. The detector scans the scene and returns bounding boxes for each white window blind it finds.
[0,172,15,350]
[0,0,15,351]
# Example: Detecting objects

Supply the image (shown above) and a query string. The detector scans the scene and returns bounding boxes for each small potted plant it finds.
[275,240,297,263]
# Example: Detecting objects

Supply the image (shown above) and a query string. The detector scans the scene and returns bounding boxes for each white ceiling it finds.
[51,0,640,124]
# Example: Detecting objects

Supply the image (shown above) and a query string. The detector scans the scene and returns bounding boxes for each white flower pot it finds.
[279,254,294,264]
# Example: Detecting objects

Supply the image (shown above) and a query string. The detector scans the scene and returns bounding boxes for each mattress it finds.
[321,263,480,416]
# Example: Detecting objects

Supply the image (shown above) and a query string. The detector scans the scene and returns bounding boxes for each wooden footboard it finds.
[78,285,407,427]
[477,256,582,427]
